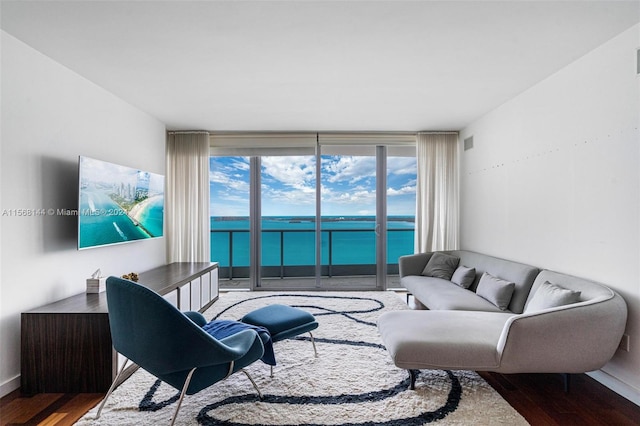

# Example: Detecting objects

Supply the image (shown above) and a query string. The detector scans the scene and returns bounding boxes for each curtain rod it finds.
[208,131,417,136]
[169,130,458,136]
[167,131,210,135]
[417,131,459,135]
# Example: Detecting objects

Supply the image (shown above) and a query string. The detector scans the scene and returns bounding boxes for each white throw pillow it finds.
[525,281,581,313]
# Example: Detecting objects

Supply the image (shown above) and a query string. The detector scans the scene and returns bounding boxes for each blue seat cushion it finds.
[241,304,318,342]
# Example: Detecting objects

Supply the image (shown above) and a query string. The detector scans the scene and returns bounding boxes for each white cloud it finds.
[322,186,375,205]
[261,156,315,190]
[387,157,416,176]
[323,156,376,184]
[210,158,250,193]
[210,170,250,192]
[358,209,375,215]
[388,185,416,196]
[264,187,316,204]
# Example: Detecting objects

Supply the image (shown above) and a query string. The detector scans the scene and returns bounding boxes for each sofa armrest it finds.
[398,253,432,278]
[496,294,627,373]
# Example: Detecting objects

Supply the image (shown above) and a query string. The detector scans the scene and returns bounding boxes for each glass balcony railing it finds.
[211,228,414,279]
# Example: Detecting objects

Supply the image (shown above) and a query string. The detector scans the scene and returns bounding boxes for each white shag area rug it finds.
[77,291,528,425]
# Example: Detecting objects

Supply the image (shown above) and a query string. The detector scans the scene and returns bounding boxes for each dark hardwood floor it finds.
[0,391,103,426]
[1,372,639,425]
[478,372,640,425]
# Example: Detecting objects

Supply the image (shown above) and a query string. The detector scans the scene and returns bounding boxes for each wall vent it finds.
[464,136,474,151]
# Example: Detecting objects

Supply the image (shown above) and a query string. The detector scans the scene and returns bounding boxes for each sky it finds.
[210,155,416,217]
[80,156,164,194]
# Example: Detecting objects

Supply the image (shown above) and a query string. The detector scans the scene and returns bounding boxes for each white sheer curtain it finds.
[415,132,459,253]
[166,132,210,262]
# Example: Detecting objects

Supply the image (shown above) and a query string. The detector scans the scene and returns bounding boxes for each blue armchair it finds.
[95,276,264,425]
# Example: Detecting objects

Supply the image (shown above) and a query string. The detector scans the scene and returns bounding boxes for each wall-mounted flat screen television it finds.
[78,156,164,249]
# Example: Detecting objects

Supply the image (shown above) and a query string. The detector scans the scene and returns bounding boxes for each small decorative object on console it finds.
[121,272,139,282]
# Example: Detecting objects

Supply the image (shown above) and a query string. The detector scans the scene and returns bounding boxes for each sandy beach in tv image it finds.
[78,156,164,249]
[127,194,164,237]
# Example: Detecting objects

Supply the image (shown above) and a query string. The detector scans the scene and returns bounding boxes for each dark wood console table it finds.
[20,262,218,394]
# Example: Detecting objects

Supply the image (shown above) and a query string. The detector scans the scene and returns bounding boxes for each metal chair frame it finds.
[96,357,262,426]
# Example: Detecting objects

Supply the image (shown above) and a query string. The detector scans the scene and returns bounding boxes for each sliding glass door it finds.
[210,135,416,291]
[320,146,379,290]
[259,154,318,289]
[209,156,251,289]
[386,148,417,288]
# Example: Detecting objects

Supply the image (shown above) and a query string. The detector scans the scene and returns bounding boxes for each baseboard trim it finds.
[0,375,20,398]
[587,370,640,406]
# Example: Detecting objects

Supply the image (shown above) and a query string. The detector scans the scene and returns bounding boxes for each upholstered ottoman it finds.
[241,304,319,376]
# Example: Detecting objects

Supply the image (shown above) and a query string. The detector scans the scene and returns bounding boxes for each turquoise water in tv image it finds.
[135,196,164,237]
[78,190,163,249]
[210,216,415,267]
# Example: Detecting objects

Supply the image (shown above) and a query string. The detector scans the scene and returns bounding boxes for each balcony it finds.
[211,227,413,289]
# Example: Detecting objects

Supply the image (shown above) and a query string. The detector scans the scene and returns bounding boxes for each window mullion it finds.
[250,156,261,289]
[376,146,387,290]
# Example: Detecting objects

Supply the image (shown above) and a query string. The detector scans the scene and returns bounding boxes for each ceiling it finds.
[2,1,639,132]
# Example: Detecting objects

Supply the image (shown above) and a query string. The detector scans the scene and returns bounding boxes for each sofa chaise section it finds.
[379,260,628,389]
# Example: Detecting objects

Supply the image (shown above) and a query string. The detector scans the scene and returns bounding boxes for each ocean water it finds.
[79,190,149,248]
[137,197,164,237]
[79,190,164,248]
[210,216,414,267]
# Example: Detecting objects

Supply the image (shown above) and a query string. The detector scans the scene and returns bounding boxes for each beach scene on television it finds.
[78,156,164,249]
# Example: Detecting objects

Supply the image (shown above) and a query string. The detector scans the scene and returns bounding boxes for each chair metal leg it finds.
[221,361,261,398]
[98,361,261,424]
[223,360,235,380]
[169,367,197,426]
[96,358,130,419]
[241,369,263,399]
[271,332,317,378]
[309,331,318,357]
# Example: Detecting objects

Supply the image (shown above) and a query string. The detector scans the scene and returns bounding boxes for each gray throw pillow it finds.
[476,272,515,311]
[451,266,476,289]
[421,252,460,280]
[525,281,582,313]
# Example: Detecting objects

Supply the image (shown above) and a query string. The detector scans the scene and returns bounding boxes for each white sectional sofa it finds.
[377,250,628,390]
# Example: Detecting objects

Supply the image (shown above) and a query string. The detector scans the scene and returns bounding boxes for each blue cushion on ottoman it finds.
[241,304,318,342]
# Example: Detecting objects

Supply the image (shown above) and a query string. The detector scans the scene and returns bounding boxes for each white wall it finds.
[0,31,167,396]
[460,25,640,402]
